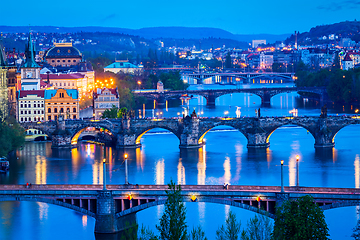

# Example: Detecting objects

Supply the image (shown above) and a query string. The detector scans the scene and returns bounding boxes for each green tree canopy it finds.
[272,195,329,240]
[225,52,232,68]
[0,117,25,157]
[156,180,187,240]
[216,210,241,240]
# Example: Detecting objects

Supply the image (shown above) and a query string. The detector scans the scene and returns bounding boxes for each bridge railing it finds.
[1,184,360,194]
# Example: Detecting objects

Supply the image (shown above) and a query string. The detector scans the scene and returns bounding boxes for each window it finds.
[73,115,76,119]
[21,118,23,122]
[24,111,27,114]
[48,108,52,114]
[54,116,57,121]
[73,60,76,62]
[52,60,55,63]
[68,60,71,62]
[41,104,44,107]
[55,83,58,86]
[24,117,27,122]
[28,110,31,114]
[57,60,60,62]
[67,108,70,112]
[63,60,65,62]
[20,104,23,108]
[54,108,58,113]
[24,104,27,108]
[60,108,64,113]
[48,116,51,121]
[73,108,76,113]
[42,110,44,114]
[21,111,23,114]
[60,83,62,87]
[72,83,74,86]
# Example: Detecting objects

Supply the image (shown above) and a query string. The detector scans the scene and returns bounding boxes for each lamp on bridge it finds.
[103,158,106,190]
[191,194,197,202]
[281,160,284,193]
[296,155,300,188]
[124,153,129,185]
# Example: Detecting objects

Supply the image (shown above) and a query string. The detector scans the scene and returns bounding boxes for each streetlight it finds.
[137,81,142,90]
[224,111,229,118]
[296,155,300,188]
[124,153,128,185]
[281,160,284,193]
[103,158,106,190]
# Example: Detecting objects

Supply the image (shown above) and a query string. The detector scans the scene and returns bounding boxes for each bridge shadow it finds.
[314,148,336,162]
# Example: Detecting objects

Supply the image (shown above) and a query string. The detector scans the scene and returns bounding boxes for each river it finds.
[1,83,360,239]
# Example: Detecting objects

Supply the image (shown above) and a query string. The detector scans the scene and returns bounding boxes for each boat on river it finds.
[0,157,9,173]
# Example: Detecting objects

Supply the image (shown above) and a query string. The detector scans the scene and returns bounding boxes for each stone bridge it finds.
[20,115,360,149]
[134,87,328,106]
[1,184,360,233]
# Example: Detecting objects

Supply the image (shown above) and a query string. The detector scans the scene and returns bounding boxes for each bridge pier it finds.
[180,118,204,149]
[116,134,141,148]
[51,134,73,148]
[206,93,216,106]
[314,118,335,148]
[95,191,137,234]
[261,91,271,105]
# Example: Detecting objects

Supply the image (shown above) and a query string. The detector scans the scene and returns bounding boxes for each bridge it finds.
[1,184,360,233]
[134,87,328,106]
[182,72,295,84]
[20,115,360,149]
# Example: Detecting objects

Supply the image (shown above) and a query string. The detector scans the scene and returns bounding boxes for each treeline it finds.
[0,116,25,157]
[295,61,360,104]
[122,181,331,240]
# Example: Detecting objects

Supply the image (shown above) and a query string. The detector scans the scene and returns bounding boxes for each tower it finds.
[20,32,41,90]
[0,38,8,120]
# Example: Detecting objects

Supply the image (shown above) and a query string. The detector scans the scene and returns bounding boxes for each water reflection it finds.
[35,155,47,184]
[177,159,186,185]
[197,147,206,185]
[155,159,165,185]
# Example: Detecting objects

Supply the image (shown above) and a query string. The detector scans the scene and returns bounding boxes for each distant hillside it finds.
[0,26,289,43]
[286,20,360,44]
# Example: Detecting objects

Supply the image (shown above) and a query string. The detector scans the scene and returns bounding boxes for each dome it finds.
[45,43,82,59]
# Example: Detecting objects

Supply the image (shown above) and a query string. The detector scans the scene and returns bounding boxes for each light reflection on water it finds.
[1,84,360,239]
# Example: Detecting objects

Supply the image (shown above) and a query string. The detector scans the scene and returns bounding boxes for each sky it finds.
[2,0,360,34]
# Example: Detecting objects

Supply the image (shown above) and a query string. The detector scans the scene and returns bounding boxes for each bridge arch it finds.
[320,201,360,211]
[198,124,248,145]
[71,125,116,145]
[0,196,96,218]
[135,126,181,145]
[214,92,262,106]
[265,122,316,145]
[330,123,360,145]
[115,197,275,219]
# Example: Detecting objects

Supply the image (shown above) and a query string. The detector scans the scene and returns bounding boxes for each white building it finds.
[260,52,274,69]
[93,88,119,119]
[17,90,45,122]
[104,60,143,74]
[342,53,354,70]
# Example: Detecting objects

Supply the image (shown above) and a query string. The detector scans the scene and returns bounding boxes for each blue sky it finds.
[2,0,359,34]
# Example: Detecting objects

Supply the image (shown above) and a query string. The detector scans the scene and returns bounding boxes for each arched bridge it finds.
[182,72,295,84]
[1,184,360,233]
[134,87,328,106]
[20,115,360,149]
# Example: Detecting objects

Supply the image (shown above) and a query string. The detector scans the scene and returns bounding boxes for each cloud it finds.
[98,14,119,23]
[317,0,360,11]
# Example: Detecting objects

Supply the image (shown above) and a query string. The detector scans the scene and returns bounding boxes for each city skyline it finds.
[1,0,360,34]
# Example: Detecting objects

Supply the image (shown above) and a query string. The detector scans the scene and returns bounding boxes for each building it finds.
[260,52,274,69]
[44,89,79,121]
[342,53,354,70]
[252,40,266,49]
[0,40,8,119]
[93,88,119,119]
[20,33,41,91]
[40,73,92,96]
[44,43,82,67]
[104,60,143,74]
[16,90,45,122]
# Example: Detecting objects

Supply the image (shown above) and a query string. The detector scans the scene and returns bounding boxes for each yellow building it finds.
[44,89,79,121]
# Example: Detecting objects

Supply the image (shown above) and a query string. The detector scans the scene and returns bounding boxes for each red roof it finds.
[40,73,84,80]
[94,88,119,99]
[344,53,353,61]
[18,90,45,98]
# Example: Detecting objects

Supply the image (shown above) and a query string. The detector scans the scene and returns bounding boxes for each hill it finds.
[0,26,289,43]
[286,20,360,44]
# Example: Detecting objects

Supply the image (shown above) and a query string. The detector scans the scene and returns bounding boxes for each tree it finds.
[0,116,25,157]
[216,210,241,240]
[138,225,158,240]
[189,225,207,240]
[272,195,329,240]
[156,180,187,240]
[101,105,118,119]
[240,214,273,240]
[352,218,360,240]
[225,52,232,68]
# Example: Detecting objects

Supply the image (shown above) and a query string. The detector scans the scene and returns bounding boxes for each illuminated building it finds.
[17,90,45,122]
[104,60,143,74]
[93,88,119,119]
[44,43,82,67]
[45,89,79,121]
[0,41,8,119]
[252,40,266,48]
[342,53,354,70]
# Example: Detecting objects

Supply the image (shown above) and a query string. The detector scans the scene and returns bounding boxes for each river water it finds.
[1,83,360,240]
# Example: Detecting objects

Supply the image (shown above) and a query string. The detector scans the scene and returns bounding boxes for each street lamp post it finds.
[281,160,284,193]
[103,146,106,190]
[296,155,300,188]
[124,153,128,185]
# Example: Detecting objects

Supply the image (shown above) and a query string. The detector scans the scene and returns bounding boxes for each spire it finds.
[0,34,7,67]
[22,31,40,68]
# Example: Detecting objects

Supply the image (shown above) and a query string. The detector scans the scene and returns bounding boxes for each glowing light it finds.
[127,194,133,200]
[124,153,128,159]
[281,160,284,165]
[256,196,262,202]
[191,195,197,202]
